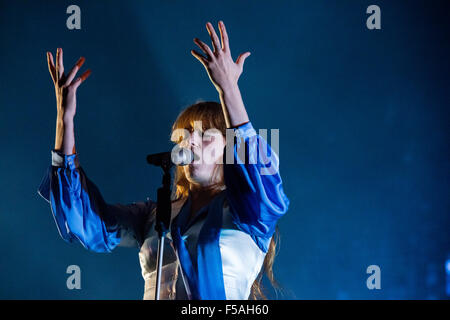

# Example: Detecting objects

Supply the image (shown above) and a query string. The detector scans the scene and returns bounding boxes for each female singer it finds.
[38,21,290,300]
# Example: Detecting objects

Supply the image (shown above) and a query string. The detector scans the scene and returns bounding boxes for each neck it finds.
[189,182,223,198]
[187,183,224,218]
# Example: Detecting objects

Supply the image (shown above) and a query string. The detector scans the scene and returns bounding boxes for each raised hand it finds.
[47,48,91,154]
[47,48,91,121]
[191,21,251,93]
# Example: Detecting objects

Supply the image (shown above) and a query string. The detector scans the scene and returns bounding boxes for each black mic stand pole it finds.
[154,160,172,300]
[147,149,192,300]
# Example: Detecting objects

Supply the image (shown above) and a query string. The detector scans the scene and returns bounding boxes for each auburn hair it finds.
[170,100,281,299]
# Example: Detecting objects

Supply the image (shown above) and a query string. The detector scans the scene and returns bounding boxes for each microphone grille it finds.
[171,148,193,166]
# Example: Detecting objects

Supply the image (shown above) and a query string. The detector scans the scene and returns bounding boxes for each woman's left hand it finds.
[191,21,251,93]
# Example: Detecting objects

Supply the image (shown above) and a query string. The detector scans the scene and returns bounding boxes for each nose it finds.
[189,129,202,149]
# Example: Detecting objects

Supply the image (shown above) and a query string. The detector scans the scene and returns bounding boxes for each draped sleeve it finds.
[224,121,290,252]
[37,150,155,253]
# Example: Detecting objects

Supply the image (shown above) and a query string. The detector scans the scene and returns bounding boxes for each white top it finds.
[138,192,267,300]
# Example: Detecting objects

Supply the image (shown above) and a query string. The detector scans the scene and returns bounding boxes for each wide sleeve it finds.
[224,121,290,252]
[37,150,155,253]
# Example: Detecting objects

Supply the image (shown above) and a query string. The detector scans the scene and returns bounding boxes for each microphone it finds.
[146,148,193,168]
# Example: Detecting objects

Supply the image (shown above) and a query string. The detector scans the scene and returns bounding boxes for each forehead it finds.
[183,119,216,130]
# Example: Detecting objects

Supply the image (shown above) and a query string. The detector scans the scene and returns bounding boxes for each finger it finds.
[56,48,65,83]
[190,49,209,67]
[71,69,91,90]
[64,57,85,86]
[218,21,230,52]
[194,38,214,60]
[206,22,220,53]
[46,52,57,84]
[236,52,251,68]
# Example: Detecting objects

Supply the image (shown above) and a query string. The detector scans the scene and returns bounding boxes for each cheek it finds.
[202,137,225,161]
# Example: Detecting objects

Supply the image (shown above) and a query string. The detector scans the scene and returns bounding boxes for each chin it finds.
[185,169,205,184]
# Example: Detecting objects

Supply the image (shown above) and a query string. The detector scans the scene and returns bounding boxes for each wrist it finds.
[62,115,74,126]
[217,80,239,95]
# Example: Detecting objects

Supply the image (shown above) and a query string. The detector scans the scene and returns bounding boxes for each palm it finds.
[191,21,251,91]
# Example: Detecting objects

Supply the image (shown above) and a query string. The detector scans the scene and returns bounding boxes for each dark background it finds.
[0,0,449,299]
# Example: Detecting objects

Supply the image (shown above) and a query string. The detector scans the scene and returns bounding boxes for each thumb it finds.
[236,52,251,68]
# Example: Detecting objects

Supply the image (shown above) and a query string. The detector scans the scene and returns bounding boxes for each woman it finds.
[38,21,290,300]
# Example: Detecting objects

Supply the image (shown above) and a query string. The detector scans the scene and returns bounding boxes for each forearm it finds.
[218,82,249,128]
[54,116,76,155]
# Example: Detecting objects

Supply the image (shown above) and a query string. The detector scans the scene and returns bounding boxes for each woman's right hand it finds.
[47,48,91,154]
[47,48,91,121]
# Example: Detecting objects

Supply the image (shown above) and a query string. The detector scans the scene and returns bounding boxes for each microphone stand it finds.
[147,149,192,300]
[152,156,173,300]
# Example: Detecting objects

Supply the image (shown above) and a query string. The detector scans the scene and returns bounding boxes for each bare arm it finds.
[191,21,251,128]
[218,82,249,128]
[55,118,76,155]
[47,48,91,155]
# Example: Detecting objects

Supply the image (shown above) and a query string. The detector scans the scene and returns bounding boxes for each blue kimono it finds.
[38,121,290,299]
